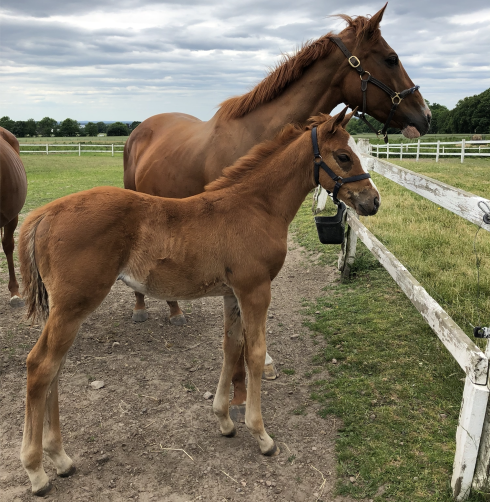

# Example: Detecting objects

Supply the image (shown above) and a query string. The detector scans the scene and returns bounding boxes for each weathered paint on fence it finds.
[361,154,490,232]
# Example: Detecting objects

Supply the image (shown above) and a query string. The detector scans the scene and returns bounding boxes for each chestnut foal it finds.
[19,109,379,495]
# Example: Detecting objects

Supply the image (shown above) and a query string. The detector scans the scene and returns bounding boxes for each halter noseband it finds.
[330,37,420,144]
[311,126,371,204]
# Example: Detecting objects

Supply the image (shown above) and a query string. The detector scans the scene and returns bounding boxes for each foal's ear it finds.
[367,3,387,37]
[341,107,358,128]
[327,106,349,134]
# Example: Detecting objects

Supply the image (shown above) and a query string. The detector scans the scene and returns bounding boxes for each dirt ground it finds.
[0,237,361,502]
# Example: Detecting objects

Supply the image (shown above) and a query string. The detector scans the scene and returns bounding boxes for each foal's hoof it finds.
[229,404,246,423]
[262,362,278,380]
[58,465,76,478]
[9,295,25,308]
[132,309,148,322]
[263,443,280,457]
[33,481,53,497]
[169,314,186,326]
[222,426,237,438]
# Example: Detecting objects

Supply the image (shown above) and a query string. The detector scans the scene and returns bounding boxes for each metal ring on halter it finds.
[391,93,402,105]
[348,56,361,68]
[360,71,371,81]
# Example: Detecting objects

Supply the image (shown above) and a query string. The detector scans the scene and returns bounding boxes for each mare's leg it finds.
[263,351,278,380]
[167,300,186,325]
[238,283,278,456]
[213,295,244,437]
[21,312,83,495]
[132,292,148,322]
[2,216,24,307]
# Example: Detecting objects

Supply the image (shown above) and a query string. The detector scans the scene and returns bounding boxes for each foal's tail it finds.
[18,212,49,322]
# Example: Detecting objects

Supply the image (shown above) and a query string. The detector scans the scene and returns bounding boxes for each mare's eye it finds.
[386,55,399,67]
[338,154,350,162]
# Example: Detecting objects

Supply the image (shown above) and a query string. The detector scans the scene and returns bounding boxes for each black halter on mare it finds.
[311,126,371,204]
[330,37,420,144]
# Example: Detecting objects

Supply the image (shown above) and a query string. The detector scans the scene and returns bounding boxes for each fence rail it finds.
[333,138,490,500]
[19,143,125,156]
[370,139,490,163]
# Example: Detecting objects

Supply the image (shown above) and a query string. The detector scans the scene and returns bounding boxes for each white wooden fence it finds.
[19,144,125,156]
[370,139,490,163]
[336,138,490,500]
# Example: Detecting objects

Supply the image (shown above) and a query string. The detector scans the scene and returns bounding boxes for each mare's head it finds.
[334,4,431,138]
[312,108,380,216]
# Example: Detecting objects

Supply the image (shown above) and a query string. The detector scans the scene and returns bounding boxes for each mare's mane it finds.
[205,114,332,192]
[217,15,382,121]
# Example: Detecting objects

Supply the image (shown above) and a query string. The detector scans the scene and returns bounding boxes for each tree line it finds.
[347,87,490,135]
[0,117,141,137]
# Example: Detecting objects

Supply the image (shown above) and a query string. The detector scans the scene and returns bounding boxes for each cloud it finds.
[0,1,489,121]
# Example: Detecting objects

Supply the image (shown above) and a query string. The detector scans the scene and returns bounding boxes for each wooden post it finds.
[386,142,390,159]
[461,139,466,164]
[46,144,48,155]
[436,140,440,162]
[79,143,81,157]
[416,138,420,161]
[338,215,358,281]
[451,376,489,500]
[400,143,403,159]
[112,144,114,157]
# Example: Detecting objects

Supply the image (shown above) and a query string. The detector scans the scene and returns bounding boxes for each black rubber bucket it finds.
[314,201,346,245]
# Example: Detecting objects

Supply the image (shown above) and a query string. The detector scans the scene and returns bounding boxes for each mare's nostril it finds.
[426,114,432,126]
[374,197,380,209]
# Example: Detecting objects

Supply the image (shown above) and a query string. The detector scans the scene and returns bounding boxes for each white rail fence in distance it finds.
[19,144,125,156]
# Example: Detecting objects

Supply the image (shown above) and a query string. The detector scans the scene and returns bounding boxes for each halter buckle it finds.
[391,93,402,105]
[359,71,371,81]
[348,56,361,68]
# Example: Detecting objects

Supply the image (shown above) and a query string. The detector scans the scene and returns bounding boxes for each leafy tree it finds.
[25,118,37,137]
[11,121,27,137]
[37,117,58,137]
[0,116,15,132]
[346,115,399,135]
[130,121,141,132]
[428,103,450,134]
[84,122,98,136]
[106,122,129,136]
[96,121,107,133]
[59,118,80,137]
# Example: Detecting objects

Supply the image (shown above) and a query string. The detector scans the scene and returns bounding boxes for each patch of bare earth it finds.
[0,237,361,502]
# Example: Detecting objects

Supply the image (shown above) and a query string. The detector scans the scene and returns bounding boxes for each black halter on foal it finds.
[311,126,370,204]
[330,37,420,144]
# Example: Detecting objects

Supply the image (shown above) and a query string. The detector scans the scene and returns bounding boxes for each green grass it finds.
[290,157,490,501]
[19,155,124,214]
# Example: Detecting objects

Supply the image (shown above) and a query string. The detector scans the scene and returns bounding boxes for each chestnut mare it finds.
[0,126,27,307]
[123,5,430,408]
[19,109,378,495]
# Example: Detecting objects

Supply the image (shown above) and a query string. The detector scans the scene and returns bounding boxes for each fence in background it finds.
[19,144,125,156]
[370,139,490,163]
[336,138,490,500]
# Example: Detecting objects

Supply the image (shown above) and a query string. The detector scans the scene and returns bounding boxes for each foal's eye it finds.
[386,55,399,67]
[338,154,350,162]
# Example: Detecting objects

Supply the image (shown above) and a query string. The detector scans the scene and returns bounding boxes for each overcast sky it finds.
[1,1,489,122]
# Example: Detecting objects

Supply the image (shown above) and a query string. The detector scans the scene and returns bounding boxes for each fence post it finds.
[79,143,81,157]
[400,143,403,159]
[461,139,466,164]
[112,144,114,157]
[451,376,489,500]
[46,144,48,155]
[387,142,390,159]
[416,139,420,161]
[436,140,440,163]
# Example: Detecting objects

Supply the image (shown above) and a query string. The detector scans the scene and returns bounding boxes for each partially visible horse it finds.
[124,4,430,328]
[19,108,378,496]
[0,126,27,307]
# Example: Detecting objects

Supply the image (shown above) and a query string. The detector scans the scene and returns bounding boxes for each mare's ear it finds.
[326,106,349,134]
[341,107,358,127]
[367,3,387,37]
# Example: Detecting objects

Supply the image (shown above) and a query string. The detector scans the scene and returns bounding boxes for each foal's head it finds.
[311,108,380,216]
[334,4,431,138]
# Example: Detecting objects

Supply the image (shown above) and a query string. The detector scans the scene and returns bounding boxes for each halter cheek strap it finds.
[311,127,371,203]
[329,37,420,144]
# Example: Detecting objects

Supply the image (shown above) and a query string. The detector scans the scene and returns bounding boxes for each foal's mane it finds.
[205,114,331,192]
[217,15,381,121]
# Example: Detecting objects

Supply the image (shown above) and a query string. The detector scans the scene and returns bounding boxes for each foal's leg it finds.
[213,295,244,437]
[132,294,186,325]
[2,216,24,307]
[239,283,278,456]
[167,300,186,326]
[21,312,83,495]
